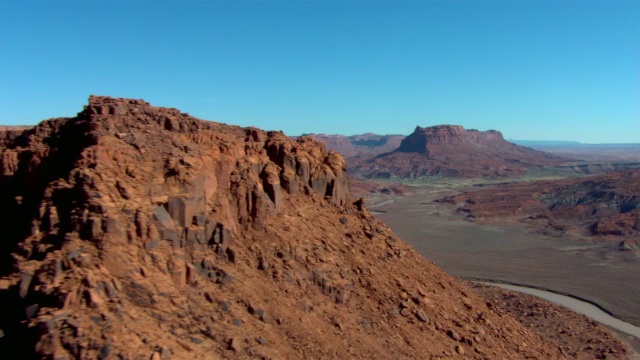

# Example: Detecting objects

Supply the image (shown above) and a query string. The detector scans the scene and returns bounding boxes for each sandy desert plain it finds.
[363,160,640,356]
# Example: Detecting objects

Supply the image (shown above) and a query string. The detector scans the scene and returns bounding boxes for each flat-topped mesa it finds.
[349,124,561,178]
[395,125,505,155]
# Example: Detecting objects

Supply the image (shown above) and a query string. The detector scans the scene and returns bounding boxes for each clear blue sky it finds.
[1,0,638,143]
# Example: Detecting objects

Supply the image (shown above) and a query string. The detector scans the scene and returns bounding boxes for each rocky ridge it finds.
[350,125,561,178]
[306,133,405,159]
[0,96,572,359]
[0,125,33,132]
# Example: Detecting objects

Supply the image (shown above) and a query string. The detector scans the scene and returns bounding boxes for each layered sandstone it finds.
[350,125,560,178]
[0,96,571,359]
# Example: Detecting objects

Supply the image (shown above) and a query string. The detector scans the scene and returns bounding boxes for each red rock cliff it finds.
[0,97,566,359]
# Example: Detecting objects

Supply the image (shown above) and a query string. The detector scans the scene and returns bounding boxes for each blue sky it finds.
[1,0,638,143]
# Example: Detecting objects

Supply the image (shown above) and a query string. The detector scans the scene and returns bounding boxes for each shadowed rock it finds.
[0,96,574,359]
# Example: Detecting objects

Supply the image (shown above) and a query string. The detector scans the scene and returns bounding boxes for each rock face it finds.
[307,133,405,159]
[351,125,560,178]
[395,125,504,155]
[0,96,568,359]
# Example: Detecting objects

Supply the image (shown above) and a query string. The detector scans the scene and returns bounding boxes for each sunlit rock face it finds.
[0,96,566,359]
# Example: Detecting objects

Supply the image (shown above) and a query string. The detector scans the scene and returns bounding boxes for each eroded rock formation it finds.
[0,96,571,359]
[350,125,560,178]
[439,170,640,245]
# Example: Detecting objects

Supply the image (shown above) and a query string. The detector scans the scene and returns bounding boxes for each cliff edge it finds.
[0,97,566,359]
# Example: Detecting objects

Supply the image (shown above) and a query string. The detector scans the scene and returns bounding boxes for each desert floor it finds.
[369,178,640,354]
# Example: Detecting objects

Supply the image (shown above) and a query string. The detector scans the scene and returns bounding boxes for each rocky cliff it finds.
[0,96,568,359]
[350,125,560,178]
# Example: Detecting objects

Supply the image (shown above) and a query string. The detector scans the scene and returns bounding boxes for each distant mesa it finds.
[349,125,561,178]
[394,125,504,155]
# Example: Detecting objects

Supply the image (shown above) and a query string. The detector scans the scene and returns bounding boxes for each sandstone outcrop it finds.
[0,96,572,359]
[350,125,560,178]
